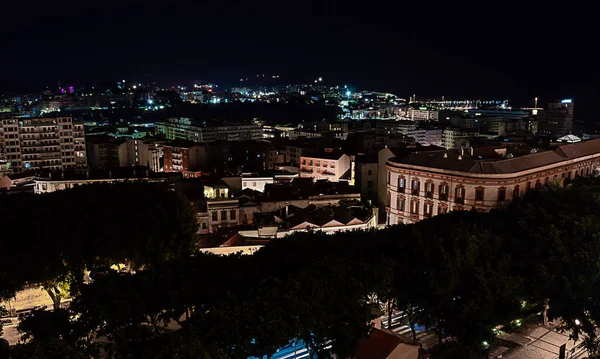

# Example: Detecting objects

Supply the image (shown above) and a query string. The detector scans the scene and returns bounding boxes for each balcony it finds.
[454,197,465,205]
[425,191,433,199]
[439,193,448,201]
[411,188,420,196]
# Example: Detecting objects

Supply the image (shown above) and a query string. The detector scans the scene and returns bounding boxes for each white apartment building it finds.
[441,128,479,149]
[406,108,439,121]
[0,117,86,172]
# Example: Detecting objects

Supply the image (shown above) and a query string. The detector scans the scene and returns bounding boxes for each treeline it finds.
[2,179,600,358]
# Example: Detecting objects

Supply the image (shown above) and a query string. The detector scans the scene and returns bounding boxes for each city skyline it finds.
[2,2,598,107]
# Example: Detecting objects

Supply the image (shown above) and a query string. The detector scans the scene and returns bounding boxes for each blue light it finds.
[147,99,154,105]
[561,99,572,104]
[25,163,31,169]
[346,91,351,97]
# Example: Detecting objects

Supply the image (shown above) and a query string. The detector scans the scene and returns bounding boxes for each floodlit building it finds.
[386,139,600,225]
[299,152,351,182]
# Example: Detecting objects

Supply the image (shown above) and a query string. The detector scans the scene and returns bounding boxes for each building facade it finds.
[156,117,263,143]
[0,117,86,172]
[299,153,351,182]
[385,140,600,225]
[537,99,574,137]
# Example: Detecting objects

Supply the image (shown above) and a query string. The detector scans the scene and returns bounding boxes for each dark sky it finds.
[2,1,599,112]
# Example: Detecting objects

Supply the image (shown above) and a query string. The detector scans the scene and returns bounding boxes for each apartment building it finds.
[156,117,263,143]
[300,152,351,182]
[0,117,86,172]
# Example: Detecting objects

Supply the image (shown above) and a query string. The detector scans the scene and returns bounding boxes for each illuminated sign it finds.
[418,107,427,110]
[561,99,572,104]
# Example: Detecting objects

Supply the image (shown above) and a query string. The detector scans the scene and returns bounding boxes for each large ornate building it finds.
[386,140,600,225]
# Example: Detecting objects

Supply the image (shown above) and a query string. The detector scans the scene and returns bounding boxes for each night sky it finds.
[1,1,598,114]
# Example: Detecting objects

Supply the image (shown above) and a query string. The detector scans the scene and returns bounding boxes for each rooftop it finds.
[389,139,600,174]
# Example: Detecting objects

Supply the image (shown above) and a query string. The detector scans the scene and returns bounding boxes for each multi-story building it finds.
[410,128,443,146]
[163,141,232,177]
[0,117,86,172]
[537,99,574,137]
[299,152,351,182]
[375,120,418,136]
[86,137,163,171]
[405,107,439,121]
[441,128,480,149]
[156,117,263,143]
[385,139,600,225]
[355,154,378,204]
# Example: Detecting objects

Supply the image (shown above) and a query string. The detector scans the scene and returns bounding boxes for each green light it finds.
[418,107,427,110]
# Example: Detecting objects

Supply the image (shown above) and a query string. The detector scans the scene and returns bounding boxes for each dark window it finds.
[410,200,419,214]
[475,187,485,202]
[397,177,405,193]
[535,179,542,189]
[367,170,372,175]
[455,186,465,204]
[513,186,520,199]
[397,196,405,211]
[526,181,532,192]
[230,209,236,220]
[424,203,433,218]
[425,182,434,198]
[221,210,228,221]
[411,179,420,196]
[212,211,218,221]
[201,223,207,229]
[439,183,449,201]
[386,191,391,206]
[367,180,373,189]
[438,206,448,215]
[497,188,506,202]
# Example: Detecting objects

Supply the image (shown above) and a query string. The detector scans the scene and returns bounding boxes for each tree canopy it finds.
[4,178,600,358]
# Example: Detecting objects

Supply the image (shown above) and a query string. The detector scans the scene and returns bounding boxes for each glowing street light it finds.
[148,99,154,105]
[318,77,323,82]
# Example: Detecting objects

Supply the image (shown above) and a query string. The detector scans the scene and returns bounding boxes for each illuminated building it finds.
[404,107,439,121]
[537,99,574,137]
[385,139,600,225]
[299,152,351,182]
[0,117,86,172]
[156,118,263,142]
